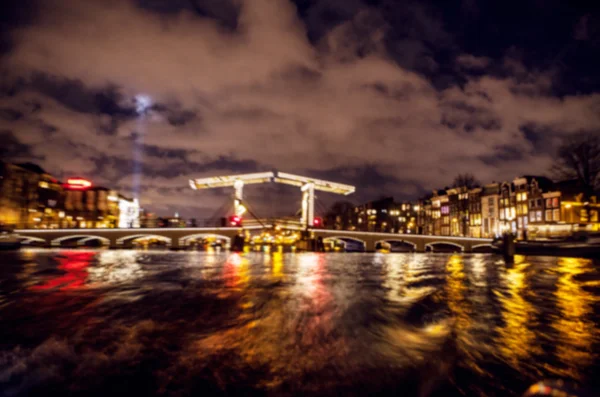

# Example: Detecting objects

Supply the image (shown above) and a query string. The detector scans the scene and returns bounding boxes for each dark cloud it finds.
[30,75,136,117]
[137,0,240,30]
[0,107,23,121]
[479,145,526,166]
[1,0,599,218]
[0,130,32,158]
[0,0,39,55]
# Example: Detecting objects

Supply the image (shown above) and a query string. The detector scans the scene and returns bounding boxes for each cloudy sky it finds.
[1,0,599,219]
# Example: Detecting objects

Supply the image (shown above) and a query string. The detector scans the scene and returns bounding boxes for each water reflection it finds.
[494,256,541,372]
[88,250,143,285]
[1,250,599,397]
[30,251,94,291]
[445,254,489,381]
[550,257,599,380]
[271,251,284,280]
[223,253,251,289]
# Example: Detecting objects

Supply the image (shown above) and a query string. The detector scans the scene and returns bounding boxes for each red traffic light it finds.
[313,217,322,227]
[229,215,242,226]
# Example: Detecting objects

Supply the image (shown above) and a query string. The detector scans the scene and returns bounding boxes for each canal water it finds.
[1,250,599,397]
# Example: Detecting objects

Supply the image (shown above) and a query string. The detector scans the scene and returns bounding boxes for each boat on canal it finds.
[491,231,600,259]
[0,224,21,250]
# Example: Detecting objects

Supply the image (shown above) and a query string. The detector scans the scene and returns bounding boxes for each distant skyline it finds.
[1,0,599,218]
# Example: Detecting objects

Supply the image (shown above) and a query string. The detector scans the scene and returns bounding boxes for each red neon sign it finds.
[64,178,92,190]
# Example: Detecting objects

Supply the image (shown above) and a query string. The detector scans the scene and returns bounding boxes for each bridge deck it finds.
[15,225,492,252]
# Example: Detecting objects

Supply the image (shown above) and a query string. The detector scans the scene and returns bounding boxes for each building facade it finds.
[0,162,63,228]
[335,197,417,234]
[0,163,140,230]
[527,179,600,238]
[468,187,482,238]
[481,183,500,238]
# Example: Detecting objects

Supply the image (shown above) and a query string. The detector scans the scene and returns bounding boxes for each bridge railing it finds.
[6,219,220,231]
[8,218,284,231]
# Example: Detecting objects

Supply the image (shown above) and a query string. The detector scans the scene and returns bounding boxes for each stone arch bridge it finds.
[311,229,492,252]
[16,226,493,252]
[16,227,250,249]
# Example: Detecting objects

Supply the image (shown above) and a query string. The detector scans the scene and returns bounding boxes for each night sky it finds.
[1,0,599,219]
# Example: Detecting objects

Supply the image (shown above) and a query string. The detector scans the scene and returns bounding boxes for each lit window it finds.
[536,211,542,222]
[529,212,535,222]
[581,209,588,222]
[591,210,598,222]
[546,198,552,208]
[553,209,560,222]
[545,210,552,221]
[552,198,559,208]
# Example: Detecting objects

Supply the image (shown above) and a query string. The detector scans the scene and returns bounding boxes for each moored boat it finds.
[492,232,600,259]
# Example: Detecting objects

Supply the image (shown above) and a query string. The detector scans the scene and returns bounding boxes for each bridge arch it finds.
[472,243,493,252]
[50,235,110,247]
[425,241,464,253]
[179,233,232,247]
[375,239,417,252]
[116,234,172,246]
[323,236,366,252]
[19,236,47,246]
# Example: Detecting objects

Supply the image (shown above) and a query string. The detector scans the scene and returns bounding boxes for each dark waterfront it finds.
[1,250,599,397]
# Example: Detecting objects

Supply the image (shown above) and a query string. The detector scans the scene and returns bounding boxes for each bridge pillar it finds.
[170,237,181,250]
[414,240,426,253]
[365,238,376,252]
[301,182,315,228]
[108,237,119,249]
[463,241,472,253]
[234,179,246,217]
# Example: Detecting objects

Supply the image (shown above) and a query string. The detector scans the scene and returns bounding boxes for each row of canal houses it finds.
[416,176,600,239]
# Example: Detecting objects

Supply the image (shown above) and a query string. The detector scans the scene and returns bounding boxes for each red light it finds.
[65,178,92,190]
[229,215,242,226]
[313,217,322,227]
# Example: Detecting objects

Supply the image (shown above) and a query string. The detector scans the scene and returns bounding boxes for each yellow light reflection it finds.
[549,257,599,380]
[17,250,38,282]
[493,256,540,370]
[272,252,283,280]
[382,255,408,304]
[445,255,487,376]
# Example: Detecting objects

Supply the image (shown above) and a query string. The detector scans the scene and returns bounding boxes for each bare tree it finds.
[552,132,600,198]
[452,173,480,189]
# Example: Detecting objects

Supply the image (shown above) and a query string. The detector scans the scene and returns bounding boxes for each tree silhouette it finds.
[552,132,600,198]
[452,173,480,189]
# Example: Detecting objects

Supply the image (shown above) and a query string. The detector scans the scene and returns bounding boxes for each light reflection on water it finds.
[494,257,541,373]
[0,250,599,397]
[549,257,599,380]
